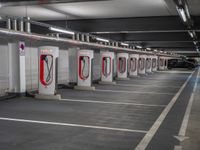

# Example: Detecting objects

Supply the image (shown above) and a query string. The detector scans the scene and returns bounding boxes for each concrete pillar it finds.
[164,58,168,69]
[8,42,26,94]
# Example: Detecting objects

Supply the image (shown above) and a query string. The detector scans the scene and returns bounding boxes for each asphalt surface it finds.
[0,70,197,150]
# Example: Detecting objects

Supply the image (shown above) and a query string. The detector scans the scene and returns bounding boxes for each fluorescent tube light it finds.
[176,6,187,22]
[154,49,158,52]
[96,37,109,43]
[146,48,151,51]
[121,42,129,46]
[49,27,75,35]
[193,41,197,45]
[136,45,142,49]
[188,31,194,38]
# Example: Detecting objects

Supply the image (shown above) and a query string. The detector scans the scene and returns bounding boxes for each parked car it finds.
[168,59,197,69]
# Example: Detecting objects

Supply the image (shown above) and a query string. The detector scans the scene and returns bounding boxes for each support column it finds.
[8,42,26,94]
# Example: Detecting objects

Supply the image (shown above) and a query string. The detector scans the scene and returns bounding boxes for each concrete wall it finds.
[93,51,101,81]
[25,47,39,90]
[0,45,9,96]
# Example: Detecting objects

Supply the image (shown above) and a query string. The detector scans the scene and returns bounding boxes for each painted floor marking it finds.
[121,79,184,84]
[61,98,166,107]
[0,117,147,133]
[174,146,182,150]
[156,70,193,74]
[96,89,174,95]
[173,68,200,149]
[115,83,180,88]
[135,71,194,150]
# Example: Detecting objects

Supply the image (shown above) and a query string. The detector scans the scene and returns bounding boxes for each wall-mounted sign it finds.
[19,42,25,56]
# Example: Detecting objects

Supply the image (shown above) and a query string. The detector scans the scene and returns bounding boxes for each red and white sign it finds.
[19,42,25,56]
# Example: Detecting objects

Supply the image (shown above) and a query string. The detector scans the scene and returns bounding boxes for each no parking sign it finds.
[19,42,25,56]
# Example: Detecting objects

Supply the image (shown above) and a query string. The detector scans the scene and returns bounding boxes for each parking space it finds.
[0,71,194,150]
[0,120,144,150]
[0,0,199,149]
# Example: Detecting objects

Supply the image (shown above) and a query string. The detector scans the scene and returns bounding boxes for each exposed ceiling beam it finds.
[42,16,200,33]
[43,16,189,33]
[97,32,192,42]
[167,51,199,54]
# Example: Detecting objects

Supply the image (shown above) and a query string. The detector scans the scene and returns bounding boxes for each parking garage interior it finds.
[0,0,200,150]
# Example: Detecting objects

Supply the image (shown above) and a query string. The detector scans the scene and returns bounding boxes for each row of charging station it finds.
[36,47,169,99]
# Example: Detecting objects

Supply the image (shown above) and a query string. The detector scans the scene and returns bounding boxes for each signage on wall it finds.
[19,42,25,56]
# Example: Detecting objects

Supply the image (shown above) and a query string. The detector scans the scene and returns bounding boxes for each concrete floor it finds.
[182,70,200,150]
[0,69,198,150]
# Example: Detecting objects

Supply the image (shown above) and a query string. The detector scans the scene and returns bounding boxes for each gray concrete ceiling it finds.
[0,0,178,20]
[188,0,200,16]
[0,0,199,57]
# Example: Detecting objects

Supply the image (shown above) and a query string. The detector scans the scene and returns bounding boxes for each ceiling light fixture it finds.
[176,6,187,22]
[146,48,151,51]
[121,42,129,46]
[196,48,199,52]
[154,49,158,52]
[49,27,75,35]
[96,37,109,43]
[136,45,142,49]
[193,41,198,45]
[188,31,195,38]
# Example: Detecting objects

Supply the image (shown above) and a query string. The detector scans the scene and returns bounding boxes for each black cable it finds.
[104,58,108,77]
[45,56,53,83]
[82,57,86,79]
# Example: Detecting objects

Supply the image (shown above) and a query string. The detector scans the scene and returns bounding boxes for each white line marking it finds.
[0,117,147,133]
[96,89,174,95]
[174,68,199,145]
[156,70,193,74]
[61,98,166,107]
[115,83,180,88]
[125,80,183,84]
[135,71,195,150]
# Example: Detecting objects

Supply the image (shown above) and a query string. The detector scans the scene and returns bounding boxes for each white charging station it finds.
[138,55,147,75]
[99,51,116,84]
[152,56,158,72]
[129,54,139,77]
[158,57,165,70]
[36,46,61,100]
[74,50,95,91]
[146,55,152,73]
[116,53,129,80]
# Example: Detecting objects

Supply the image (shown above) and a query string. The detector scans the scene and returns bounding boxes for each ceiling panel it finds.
[51,0,175,19]
[188,0,200,16]
[0,5,66,20]
[0,0,177,20]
